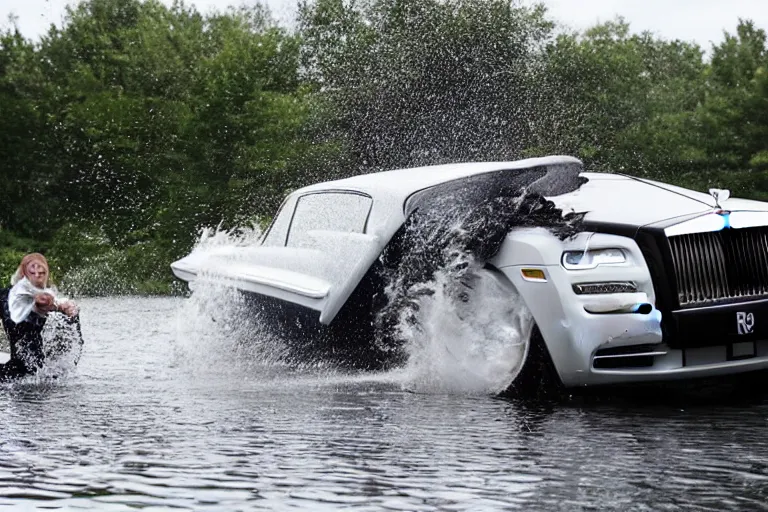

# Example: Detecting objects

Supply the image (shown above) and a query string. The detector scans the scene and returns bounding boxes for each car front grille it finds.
[669,227,768,306]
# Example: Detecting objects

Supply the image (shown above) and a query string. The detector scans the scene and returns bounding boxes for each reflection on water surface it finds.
[0,297,766,510]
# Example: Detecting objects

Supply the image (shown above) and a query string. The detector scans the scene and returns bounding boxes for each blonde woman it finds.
[8,253,78,322]
[0,253,80,380]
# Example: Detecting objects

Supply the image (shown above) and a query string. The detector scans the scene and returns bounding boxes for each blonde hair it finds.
[11,252,51,288]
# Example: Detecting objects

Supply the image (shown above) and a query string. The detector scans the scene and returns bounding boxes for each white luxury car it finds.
[171,156,768,395]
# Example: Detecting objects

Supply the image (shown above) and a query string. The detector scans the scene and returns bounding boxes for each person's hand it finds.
[34,293,57,313]
[57,300,79,317]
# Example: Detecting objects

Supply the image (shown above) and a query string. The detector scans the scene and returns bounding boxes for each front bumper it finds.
[583,298,768,387]
[586,297,768,386]
[587,341,768,386]
[495,230,768,388]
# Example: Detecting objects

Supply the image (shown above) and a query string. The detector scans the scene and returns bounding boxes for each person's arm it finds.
[8,280,37,324]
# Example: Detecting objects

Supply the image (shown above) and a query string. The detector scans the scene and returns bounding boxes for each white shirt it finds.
[8,277,57,324]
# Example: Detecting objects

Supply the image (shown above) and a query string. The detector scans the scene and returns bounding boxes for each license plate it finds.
[728,341,756,360]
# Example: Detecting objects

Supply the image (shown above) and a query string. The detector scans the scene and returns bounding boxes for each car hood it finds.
[550,173,768,228]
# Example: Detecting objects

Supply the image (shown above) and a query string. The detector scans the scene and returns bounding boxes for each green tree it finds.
[299,0,556,172]
[543,19,707,177]
[2,0,324,292]
[693,19,768,170]
[33,0,316,247]
[0,28,62,239]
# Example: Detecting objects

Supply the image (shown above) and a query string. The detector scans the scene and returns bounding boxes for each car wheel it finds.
[452,267,561,397]
[503,324,565,400]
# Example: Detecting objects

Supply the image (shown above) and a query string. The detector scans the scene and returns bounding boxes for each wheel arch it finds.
[482,263,566,398]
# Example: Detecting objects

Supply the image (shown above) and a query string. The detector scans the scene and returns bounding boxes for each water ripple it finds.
[0,297,766,510]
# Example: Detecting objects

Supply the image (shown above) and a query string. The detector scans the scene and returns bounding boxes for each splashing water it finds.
[42,313,84,372]
[396,264,533,395]
[171,167,584,395]
[0,312,84,389]
[180,281,301,366]
[191,223,265,253]
[171,224,527,392]
[376,167,584,395]
[171,225,307,379]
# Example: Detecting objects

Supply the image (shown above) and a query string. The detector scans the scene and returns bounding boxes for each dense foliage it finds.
[1,0,767,294]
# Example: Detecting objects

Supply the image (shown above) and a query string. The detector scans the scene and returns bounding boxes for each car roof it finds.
[293,155,583,204]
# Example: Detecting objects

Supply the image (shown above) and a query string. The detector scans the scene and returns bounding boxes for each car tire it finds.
[504,324,565,400]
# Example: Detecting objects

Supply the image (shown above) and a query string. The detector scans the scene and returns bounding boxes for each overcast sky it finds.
[2,0,767,51]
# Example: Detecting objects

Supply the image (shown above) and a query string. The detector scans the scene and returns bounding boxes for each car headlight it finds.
[562,248,626,270]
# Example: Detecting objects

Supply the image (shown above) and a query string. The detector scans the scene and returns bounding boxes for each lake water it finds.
[1,295,767,511]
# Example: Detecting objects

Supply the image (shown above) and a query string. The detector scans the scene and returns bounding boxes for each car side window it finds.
[287,192,372,247]
[261,198,295,247]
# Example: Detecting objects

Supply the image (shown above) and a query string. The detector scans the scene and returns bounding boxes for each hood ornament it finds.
[709,188,730,209]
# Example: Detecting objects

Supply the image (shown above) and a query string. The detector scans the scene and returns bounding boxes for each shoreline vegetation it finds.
[1,0,767,297]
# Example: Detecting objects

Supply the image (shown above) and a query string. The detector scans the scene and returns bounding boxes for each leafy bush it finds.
[750,151,768,170]
[0,224,185,297]
[56,239,183,297]
[0,230,41,287]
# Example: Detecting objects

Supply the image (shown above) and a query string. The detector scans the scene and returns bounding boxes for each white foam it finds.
[395,267,533,395]
[191,224,264,253]
[172,226,295,376]
[173,225,533,395]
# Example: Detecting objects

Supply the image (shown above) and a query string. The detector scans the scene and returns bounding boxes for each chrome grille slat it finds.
[703,233,717,298]
[673,236,685,303]
[700,233,714,300]
[754,231,767,291]
[689,235,697,301]
[760,232,768,286]
[691,234,706,302]
[676,236,686,303]
[706,234,718,297]
[713,232,730,297]
[746,231,758,295]
[756,232,767,286]
[736,230,748,296]
[669,226,768,306]
[729,231,742,297]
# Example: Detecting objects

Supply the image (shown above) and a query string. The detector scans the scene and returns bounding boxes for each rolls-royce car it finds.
[171,155,768,394]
